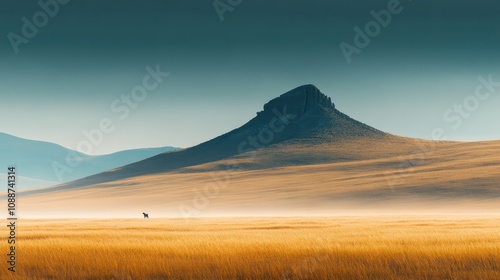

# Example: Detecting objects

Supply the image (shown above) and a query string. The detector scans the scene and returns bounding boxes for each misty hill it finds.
[0,132,178,189]
[31,84,411,191]
[18,84,500,217]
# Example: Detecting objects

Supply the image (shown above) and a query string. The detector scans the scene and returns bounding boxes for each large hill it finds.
[17,85,500,217]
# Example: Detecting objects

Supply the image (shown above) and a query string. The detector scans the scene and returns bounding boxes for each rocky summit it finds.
[262,84,335,117]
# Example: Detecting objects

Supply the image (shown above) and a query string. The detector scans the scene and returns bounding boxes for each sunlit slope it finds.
[18,139,500,217]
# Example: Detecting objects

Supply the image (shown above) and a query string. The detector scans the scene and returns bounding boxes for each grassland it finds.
[2,216,500,279]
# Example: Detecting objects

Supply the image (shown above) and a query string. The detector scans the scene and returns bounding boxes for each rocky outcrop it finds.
[261,84,334,118]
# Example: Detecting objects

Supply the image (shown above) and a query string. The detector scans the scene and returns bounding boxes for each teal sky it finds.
[1,0,500,155]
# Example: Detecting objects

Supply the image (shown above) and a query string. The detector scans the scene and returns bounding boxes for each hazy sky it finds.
[1,0,500,155]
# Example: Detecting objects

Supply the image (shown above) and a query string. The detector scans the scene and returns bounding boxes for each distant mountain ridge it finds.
[0,132,179,189]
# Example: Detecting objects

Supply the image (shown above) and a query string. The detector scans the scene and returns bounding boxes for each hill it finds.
[17,85,500,217]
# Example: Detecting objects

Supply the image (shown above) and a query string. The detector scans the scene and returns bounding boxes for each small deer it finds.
[142,212,149,219]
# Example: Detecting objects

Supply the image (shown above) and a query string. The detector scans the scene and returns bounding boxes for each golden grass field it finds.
[2,216,500,280]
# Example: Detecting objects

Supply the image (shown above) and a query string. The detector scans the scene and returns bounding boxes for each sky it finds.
[1,0,500,155]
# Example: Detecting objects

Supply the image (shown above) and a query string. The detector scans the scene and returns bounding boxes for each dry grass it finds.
[2,216,500,279]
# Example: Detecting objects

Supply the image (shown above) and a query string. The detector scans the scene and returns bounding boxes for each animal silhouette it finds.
[142,212,149,218]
